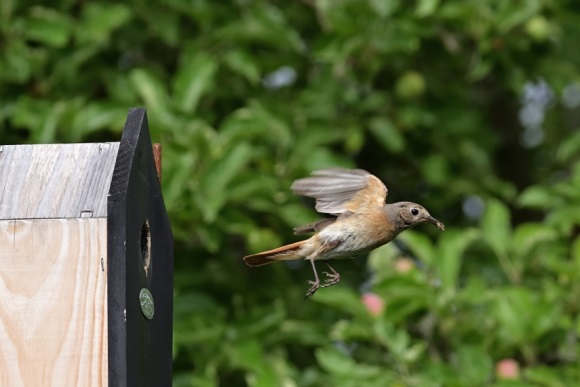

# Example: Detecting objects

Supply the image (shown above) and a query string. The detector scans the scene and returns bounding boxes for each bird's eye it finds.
[411,208,419,216]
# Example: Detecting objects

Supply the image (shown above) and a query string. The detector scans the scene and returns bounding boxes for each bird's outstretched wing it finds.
[291,168,388,216]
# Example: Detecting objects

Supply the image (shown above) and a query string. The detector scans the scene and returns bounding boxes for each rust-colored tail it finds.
[243,240,306,267]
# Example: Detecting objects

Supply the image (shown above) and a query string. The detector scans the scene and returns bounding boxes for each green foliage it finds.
[2,0,580,385]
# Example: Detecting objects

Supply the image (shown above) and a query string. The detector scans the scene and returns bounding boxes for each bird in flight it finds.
[243,168,445,297]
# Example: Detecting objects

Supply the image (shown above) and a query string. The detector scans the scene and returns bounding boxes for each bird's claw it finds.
[305,262,341,297]
[321,271,340,287]
[322,271,339,279]
[305,280,320,298]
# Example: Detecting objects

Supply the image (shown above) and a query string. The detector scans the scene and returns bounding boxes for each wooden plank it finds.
[0,143,119,220]
[0,218,108,386]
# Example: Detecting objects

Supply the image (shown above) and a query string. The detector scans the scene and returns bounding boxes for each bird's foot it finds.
[321,262,341,287]
[321,271,340,287]
[305,280,320,298]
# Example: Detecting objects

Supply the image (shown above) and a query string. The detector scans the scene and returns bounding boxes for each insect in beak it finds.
[425,216,445,231]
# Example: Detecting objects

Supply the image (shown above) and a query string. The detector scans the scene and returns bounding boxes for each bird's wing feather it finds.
[291,168,388,216]
[293,218,337,235]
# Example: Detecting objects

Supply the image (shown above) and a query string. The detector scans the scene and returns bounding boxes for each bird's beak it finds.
[425,216,445,231]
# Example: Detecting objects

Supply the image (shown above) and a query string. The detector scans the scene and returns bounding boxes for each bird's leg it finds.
[305,258,321,298]
[321,262,340,287]
[304,240,340,298]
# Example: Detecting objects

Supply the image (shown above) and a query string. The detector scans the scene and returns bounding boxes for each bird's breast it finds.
[316,211,396,259]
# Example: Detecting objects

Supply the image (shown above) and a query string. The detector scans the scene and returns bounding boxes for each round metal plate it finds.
[139,288,155,320]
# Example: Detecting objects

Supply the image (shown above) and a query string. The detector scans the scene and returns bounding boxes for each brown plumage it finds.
[243,168,445,297]
[242,240,306,266]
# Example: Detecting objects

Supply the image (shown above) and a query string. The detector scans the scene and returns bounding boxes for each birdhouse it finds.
[0,108,173,386]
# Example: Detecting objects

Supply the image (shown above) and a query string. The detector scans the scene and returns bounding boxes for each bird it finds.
[243,168,445,297]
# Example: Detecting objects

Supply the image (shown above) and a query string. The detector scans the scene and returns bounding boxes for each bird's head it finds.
[390,202,445,231]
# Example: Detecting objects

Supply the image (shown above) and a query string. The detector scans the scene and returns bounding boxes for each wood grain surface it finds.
[0,143,119,220]
[0,218,108,386]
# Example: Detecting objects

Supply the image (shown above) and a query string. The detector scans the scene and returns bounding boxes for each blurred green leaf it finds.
[397,230,435,266]
[512,223,557,259]
[70,103,127,140]
[369,0,399,18]
[316,347,382,378]
[572,237,580,271]
[246,228,283,253]
[556,130,580,163]
[421,154,448,186]
[367,243,401,276]
[173,51,218,114]
[311,286,369,319]
[524,366,567,387]
[482,199,512,258]
[223,50,260,84]
[374,319,427,364]
[494,287,561,346]
[367,117,405,153]
[395,71,426,99]
[23,7,73,47]
[198,142,253,222]
[219,102,292,149]
[455,345,493,385]
[377,276,430,322]
[129,68,170,109]
[416,0,440,18]
[436,228,480,290]
[517,186,553,209]
[496,0,541,33]
[77,3,132,43]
